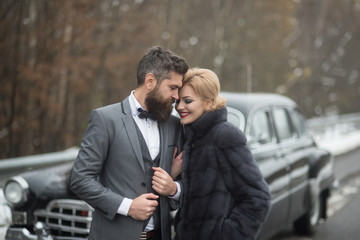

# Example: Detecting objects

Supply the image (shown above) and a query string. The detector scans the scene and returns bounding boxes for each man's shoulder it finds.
[96,97,129,114]
[97,102,122,111]
[90,99,129,121]
[93,103,120,116]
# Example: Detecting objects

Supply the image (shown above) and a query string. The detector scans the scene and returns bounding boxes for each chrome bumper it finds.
[6,227,38,240]
[5,222,86,240]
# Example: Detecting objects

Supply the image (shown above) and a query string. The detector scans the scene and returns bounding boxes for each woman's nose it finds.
[175,100,183,110]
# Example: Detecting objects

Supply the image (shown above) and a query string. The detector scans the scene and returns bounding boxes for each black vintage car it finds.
[2,92,335,240]
[223,92,335,239]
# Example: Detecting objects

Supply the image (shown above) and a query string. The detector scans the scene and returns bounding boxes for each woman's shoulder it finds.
[214,122,247,148]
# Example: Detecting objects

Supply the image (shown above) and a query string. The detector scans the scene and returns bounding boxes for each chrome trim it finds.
[8,176,29,190]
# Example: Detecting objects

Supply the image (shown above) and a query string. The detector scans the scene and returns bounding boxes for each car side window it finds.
[248,110,273,146]
[226,106,246,132]
[273,108,293,141]
[290,109,307,137]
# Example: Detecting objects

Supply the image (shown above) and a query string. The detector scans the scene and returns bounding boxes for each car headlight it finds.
[4,176,29,206]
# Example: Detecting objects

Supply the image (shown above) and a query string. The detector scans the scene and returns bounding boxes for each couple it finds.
[70,46,271,240]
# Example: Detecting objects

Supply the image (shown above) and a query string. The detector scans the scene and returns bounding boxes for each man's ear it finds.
[144,73,157,90]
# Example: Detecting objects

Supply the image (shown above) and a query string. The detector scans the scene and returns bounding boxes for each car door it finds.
[245,107,292,239]
[272,107,311,223]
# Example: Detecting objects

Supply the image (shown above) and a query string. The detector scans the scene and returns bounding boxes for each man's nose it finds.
[172,91,179,100]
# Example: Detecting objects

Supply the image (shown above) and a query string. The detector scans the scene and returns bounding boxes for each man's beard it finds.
[145,87,174,122]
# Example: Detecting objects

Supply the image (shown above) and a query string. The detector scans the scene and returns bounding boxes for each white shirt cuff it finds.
[117,198,133,216]
[168,181,181,200]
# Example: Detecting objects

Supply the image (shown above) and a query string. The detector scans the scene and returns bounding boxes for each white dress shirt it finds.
[117,91,181,231]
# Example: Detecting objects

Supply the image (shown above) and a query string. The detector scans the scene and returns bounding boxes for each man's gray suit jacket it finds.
[70,96,183,240]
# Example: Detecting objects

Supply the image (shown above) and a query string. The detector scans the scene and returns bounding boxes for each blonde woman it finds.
[174,68,271,240]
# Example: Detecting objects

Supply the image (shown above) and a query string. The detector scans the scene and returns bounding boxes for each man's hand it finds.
[152,167,177,196]
[171,147,183,179]
[128,193,159,220]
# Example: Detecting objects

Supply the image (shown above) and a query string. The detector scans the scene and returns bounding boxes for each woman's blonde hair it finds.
[183,68,226,111]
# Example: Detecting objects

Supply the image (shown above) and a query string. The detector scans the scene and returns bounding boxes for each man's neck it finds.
[133,88,148,111]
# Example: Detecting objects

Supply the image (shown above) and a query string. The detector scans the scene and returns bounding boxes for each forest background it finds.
[1,0,360,158]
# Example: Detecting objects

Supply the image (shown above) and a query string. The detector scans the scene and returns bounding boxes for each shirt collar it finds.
[129,90,145,117]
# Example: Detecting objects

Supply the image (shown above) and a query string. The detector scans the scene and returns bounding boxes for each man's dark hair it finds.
[136,46,188,87]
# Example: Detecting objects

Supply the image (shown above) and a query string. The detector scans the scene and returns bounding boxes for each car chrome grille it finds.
[34,199,93,237]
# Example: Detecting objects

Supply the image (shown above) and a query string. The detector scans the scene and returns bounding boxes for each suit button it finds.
[141,182,146,187]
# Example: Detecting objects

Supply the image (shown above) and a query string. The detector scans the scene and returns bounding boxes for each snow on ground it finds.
[314,130,360,156]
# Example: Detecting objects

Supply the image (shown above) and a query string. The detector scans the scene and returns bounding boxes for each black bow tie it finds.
[137,108,157,120]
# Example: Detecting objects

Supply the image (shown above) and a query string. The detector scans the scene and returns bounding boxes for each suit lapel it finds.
[121,97,145,171]
[159,121,170,170]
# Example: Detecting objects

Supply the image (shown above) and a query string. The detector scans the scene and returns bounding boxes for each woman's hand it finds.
[171,147,183,179]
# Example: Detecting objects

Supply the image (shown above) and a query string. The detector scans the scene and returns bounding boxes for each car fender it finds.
[307,148,335,190]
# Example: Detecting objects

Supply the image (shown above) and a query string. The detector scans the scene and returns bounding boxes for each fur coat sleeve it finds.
[216,122,271,239]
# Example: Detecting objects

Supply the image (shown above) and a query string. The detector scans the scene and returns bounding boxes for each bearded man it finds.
[70,46,188,240]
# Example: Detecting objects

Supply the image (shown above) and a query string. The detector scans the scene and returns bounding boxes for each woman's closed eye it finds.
[176,99,194,104]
